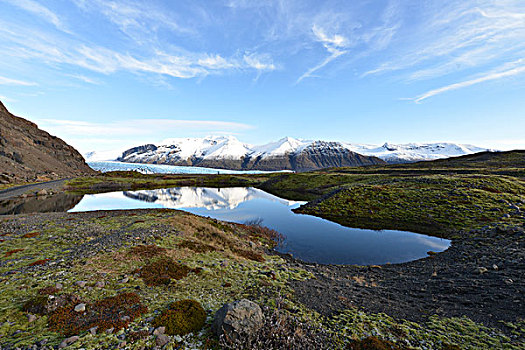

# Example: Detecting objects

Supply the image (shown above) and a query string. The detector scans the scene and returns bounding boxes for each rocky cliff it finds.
[0,101,95,184]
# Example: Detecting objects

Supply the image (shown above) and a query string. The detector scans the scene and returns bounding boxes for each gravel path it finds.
[0,179,69,201]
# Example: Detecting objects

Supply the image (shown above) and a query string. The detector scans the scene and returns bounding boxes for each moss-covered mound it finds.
[153,299,207,336]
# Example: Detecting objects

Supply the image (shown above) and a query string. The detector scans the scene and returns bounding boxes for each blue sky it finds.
[0,0,524,153]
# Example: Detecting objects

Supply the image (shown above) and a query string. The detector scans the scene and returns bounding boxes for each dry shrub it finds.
[38,286,60,295]
[28,259,50,266]
[128,244,166,259]
[232,248,265,262]
[219,305,333,349]
[136,257,198,286]
[152,299,206,336]
[22,231,40,238]
[4,248,24,257]
[48,292,147,336]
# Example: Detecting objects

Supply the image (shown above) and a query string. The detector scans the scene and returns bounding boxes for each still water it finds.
[69,187,450,265]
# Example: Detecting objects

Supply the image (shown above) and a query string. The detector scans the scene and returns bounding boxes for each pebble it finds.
[89,326,98,335]
[119,277,129,284]
[95,281,105,288]
[153,326,165,335]
[59,336,79,348]
[55,283,63,290]
[505,278,514,285]
[120,315,130,322]
[74,304,86,313]
[156,334,170,347]
[106,327,114,334]
[74,281,87,288]
[492,264,498,270]
[477,267,488,274]
[27,314,37,323]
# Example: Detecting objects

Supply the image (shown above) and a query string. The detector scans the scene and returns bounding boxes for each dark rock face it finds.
[119,141,385,172]
[118,144,158,160]
[0,101,95,182]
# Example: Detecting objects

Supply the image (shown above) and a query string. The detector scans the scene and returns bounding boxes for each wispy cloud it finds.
[0,75,37,86]
[363,1,525,80]
[296,25,349,83]
[1,0,66,31]
[412,61,525,103]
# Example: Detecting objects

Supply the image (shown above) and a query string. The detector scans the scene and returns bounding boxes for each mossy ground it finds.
[1,208,522,348]
[2,152,524,348]
[294,174,525,236]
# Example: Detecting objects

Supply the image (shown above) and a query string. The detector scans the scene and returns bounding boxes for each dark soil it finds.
[286,224,525,334]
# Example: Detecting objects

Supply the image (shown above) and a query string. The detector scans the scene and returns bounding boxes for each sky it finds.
[0,0,524,154]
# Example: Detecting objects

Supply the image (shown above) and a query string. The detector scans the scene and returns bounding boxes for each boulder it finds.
[212,299,263,340]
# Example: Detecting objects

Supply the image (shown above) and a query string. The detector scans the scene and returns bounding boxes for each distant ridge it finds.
[102,136,491,171]
[0,101,95,184]
[115,136,385,171]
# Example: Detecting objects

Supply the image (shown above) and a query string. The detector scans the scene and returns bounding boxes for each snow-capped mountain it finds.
[116,136,385,171]
[345,142,489,164]
[89,136,491,171]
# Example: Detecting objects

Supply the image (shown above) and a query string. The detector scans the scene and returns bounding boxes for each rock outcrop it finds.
[0,101,95,183]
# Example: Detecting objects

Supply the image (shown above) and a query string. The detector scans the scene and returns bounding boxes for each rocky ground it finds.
[1,166,524,349]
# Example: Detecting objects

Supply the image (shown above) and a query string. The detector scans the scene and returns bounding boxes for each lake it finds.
[69,187,450,265]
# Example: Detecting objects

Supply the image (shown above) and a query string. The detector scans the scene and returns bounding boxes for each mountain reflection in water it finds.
[69,187,450,265]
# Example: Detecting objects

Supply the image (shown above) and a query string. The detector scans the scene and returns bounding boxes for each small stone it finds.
[36,189,48,196]
[95,281,105,288]
[74,281,87,288]
[153,326,165,335]
[492,264,498,270]
[55,283,63,290]
[502,214,511,219]
[156,334,169,347]
[431,271,437,277]
[74,303,86,313]
[27,314,37,323]
[120,315,130,322]
[37,339,48,346]
[119,277,129,284]
[505,278,514,285]
[89,326,98,335]
[106,327,114,334]
[477,267,488,274]
[118,341,127,348]
[59,336,79,348]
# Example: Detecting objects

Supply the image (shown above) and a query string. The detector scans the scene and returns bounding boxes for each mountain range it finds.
[87,136,489,171]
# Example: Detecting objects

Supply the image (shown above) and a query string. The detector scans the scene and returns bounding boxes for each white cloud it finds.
[296,25,349,83]
[413,61,525,103]
[364,1,525,80]
[1,0,66,31]
[0,75,37,86]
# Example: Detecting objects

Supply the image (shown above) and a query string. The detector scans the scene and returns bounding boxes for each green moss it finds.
[152,299,206,336]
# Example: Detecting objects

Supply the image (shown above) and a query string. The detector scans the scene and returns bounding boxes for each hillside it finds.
[0,101,95,184]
